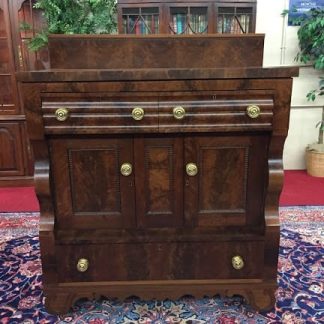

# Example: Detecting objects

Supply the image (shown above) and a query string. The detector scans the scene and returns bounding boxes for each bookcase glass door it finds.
[12,0,49,71]
[217,6,253,34]
[169,7,208,34]
[122,7,159,34]
[0,1,17,114]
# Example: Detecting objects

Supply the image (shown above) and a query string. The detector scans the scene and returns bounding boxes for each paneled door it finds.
[50,138,136,230]
[0,0,19,115]
[0,1,28,179]
[134,136,184,228]
[184,134,269,228]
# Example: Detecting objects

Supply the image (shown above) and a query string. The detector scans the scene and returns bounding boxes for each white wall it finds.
[256,0,324,169]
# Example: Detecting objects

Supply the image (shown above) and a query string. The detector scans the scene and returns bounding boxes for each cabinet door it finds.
[184,135,269,228]
[50,138,135,230]
[134,136,183,228]
[0,122,25,176]
[0,0,19,115]
[9,0,49,71]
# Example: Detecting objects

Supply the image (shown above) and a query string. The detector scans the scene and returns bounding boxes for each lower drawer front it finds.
[56,241,264,282]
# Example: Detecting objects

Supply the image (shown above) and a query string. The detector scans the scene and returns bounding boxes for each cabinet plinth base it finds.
[44,279,277,315]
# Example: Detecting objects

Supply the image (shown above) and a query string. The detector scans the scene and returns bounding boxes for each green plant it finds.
[27,0,117,51]
[283,7,324,145]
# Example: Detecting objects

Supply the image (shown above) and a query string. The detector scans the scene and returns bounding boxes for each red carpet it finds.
[0,170,323,212]
[280,170,324,206]
[0,187,39,212]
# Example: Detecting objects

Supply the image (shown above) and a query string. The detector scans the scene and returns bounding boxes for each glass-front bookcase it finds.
[169,6,208,34]
[122,7,159,34]
[117,0,256,35]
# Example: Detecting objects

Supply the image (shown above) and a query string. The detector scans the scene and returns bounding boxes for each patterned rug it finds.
[0,207,323,323]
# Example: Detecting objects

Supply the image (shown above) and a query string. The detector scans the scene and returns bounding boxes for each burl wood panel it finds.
[48,34,264,69]
[56,240,264,282]
[50,138,136,229]
[135,136,183,228]
[185,135,269,228]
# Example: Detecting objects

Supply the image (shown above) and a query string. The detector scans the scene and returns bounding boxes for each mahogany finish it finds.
[18,35,298,314]
[48,34,264,69]
[0,0,47,186]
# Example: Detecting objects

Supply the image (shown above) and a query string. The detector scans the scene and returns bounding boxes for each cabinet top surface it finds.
[17,66,299,83]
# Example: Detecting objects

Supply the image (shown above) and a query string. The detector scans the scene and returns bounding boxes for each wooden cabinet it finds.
[18,35,298,314]
[50,138,136,230]
[51,133,269,231]
[117,0,256,34]
[0,0,47,186]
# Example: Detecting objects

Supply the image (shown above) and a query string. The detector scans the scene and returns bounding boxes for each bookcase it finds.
[117,0,256,35]
[0,0,48,186]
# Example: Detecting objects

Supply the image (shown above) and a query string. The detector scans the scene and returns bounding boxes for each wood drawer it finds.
[42,100,159,134]
[56,240,264,282]
[159,99,274,132]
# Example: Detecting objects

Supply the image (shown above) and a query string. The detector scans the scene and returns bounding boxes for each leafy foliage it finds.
[294,8,324,70]
[283,7,324,144]
[28,0,117,50]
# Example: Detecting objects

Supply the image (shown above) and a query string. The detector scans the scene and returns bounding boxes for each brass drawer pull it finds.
[186,163,198,176]
[77,258,89,272]
[55,107,69,121]
[120,163,132,176]
[232,255,244,270]
[173,106,186,120]
[132,107,144,120]
[246,105,261,119]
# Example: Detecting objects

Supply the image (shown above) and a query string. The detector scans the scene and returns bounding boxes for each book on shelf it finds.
[171,13,207,34]
[190,13,207,33]
[171,13,186,34]
[217,14,250,34]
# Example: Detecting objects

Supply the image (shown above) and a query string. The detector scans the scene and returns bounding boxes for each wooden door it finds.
[50,138,136,230]
[134,136,184,228]
[184,134,269,228]
[0,0,19,115]
[0,122,25,176]
[9,0,49,71]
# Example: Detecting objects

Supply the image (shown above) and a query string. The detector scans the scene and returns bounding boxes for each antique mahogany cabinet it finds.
[18,34,298,314]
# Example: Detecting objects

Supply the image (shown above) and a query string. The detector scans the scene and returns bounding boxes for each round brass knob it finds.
[232,255,244,270]
[246,105,261,119]
[120,163,132,176]
[77,258,89,272]
[55,108,69,121]
[173,106,186,120]
[132,107,144,121]
[186,163,198,176]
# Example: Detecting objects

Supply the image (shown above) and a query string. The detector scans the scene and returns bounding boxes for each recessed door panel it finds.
[135,136,183,228]
[50,138,135,229]
[0,122,24,176]
[185,135,269,228]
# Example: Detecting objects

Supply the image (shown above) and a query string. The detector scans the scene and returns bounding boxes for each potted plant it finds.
[287,7,324,176]
[23,0,117,51]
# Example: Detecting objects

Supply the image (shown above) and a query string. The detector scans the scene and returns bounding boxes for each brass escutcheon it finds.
[55,107,69,121]
[232,255,244,270]
[132,107,144,121]
[186,163,198,176]
[173,106,186,120]
[246,105,261,119]
[120,163,132,176]
[77,258,89,272]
